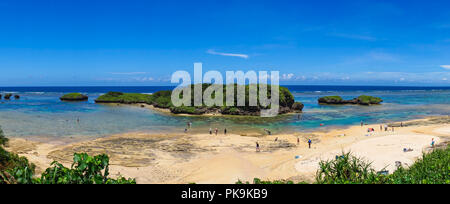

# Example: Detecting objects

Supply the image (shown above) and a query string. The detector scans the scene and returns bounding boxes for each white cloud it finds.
[295,75,307,80]
[282,73,294,80]
[207,49,249,59]
[440,65,450,70]
[285,71,449,83]
[133,77,154,82]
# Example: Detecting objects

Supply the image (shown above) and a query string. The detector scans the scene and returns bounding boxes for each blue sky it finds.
[0,0,450,86]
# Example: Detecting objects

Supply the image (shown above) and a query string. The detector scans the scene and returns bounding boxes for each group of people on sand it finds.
[208,127,227,135]
[361,120,403,133]
[184,122,192,133]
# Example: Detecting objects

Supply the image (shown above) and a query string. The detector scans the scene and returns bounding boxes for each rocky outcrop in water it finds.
[4,94,12,100]
[60,93,89,101]
[95,84,305,116]
[318,95,383,105]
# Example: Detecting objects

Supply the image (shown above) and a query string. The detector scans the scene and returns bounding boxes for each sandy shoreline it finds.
[5,116,450,184]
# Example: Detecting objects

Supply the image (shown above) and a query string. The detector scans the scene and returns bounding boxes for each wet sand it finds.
[6,116,450,184]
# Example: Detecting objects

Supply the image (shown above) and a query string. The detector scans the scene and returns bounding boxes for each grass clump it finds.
[387,147,449,184]
[315,152,387,184]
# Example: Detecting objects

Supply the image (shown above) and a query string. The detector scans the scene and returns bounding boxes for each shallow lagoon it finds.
[1,86,450,139]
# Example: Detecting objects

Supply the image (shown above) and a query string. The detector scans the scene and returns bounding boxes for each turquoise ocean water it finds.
[0,86,449,139]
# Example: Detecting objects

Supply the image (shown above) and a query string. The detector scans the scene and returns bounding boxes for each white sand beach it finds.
[6,117,449,184]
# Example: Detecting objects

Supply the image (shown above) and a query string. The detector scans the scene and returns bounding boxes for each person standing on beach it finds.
[380,125,382,131]
[256,142,260,152]
[297,137,300,145]
[308,139,312,149]
[361,121,363,127]
[209,128,212,135]
[224,128,227,135]
[431,138,435,147]
[215,128,218,135]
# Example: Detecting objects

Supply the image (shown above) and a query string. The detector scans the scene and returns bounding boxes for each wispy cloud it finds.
[207,49,249,59]
[330,33,377,41]
[441,65,450,70]
[281,73,294,80]
[110,72,147,75]
[274,71,450,85]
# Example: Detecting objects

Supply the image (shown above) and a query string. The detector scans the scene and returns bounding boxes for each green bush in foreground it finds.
[315,152,388,184]
[0,127,8,146]
[387,147,450,184]
[37,153,136,184]
[1,127,135,184]
[1,128,36,184]
[1,152,136,184]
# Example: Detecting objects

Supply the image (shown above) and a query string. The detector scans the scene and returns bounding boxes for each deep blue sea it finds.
[1,86,449,139]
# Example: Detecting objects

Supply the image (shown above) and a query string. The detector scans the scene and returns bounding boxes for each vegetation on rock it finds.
[318,95,382,105]
[357,95,383,105]
[95,92,152,104]
[95,84,304,116]
[318,96,344,103]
